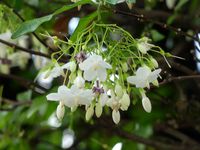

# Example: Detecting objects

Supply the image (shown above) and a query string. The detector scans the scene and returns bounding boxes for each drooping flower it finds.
[73,75,85,89]
[45,61,76,79]
[46,85,94,108]
[79,54,112,81]
[127,66,161,89]
[106,89,130,124]
[137,37,154,54]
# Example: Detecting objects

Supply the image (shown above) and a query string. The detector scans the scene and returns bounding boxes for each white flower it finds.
[46,85,94,108]
[112,109,120,124]
[99,93,108,106]
[127,66,161,89]
[142,96,152,113]
[45,61,76,79]
[79,54,112,81]
[74,75,85,89]
[120,92,130,111]
[137,37,154,54]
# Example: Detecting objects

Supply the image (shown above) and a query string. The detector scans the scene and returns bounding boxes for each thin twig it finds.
[0,39,51,59]
[0,73,47,93]
[113,9,199,43]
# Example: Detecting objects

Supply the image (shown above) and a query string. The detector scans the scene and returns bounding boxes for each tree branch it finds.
[0,73,47,93]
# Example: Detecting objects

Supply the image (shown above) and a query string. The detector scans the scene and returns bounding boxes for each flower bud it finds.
[56,103,65,120]
[74,75,85,88]
[85,105,94,121]
[115,84,123,98]
[120,92,130,111]
[150,57,158,68]
[99,93,108,106]
[122,62,128,72]
[112,109,120,124]
[152,80,159,87]
[95,103,102,118]
[142,97,152,113]
[70,61,76,73]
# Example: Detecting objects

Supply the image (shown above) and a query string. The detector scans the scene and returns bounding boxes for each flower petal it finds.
[46,93,60,101]
[97,68,107,81]
[83,68,96,81]
[148,68,161,82]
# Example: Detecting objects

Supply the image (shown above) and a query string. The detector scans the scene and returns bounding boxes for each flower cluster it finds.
[45,23,165,124]
[46,52,161,124]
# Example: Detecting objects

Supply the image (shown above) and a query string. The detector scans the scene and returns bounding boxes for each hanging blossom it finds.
[79,54,112,81]
[127,66,161,89]
[46,84,94,108]
[44,61,76,79]
[140,90,152,113]
[137,37,155,54]
[106,84,130,124]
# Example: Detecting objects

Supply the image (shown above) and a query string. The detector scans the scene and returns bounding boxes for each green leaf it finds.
[70,11,98,42]
[12,0,92,39]
[53,0,92,15]
[12,14,53,39]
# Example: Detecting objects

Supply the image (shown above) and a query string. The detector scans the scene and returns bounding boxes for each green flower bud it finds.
[95,103,102,118]
[85,105,94,121]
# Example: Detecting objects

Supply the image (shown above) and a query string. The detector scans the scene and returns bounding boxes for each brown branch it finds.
[0,39,51,59]
[112,9,200,43]
[159,74,200,86]
[98,119,200,150]
[0,73,47,93]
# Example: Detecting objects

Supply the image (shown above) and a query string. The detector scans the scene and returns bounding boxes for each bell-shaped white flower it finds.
[127,66,161,89]
[99,93,108,106]
[45,61,75,79]
[120,92,130,111]
[56,102,65,120]
[74,75,85,89]
[46,85,94,108]
[137,37,154,54]
[115,83,123,98]
[142,96,152,113]
[79,54,112,81]
[46,85,76,107]
[112,109,120,124]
